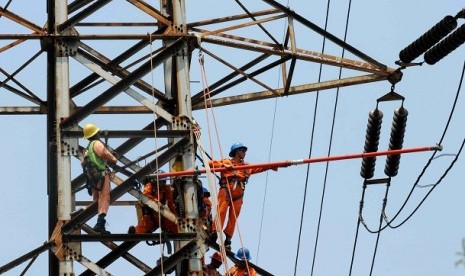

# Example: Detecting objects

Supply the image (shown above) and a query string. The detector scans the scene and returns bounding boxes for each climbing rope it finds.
[198,44,231,271]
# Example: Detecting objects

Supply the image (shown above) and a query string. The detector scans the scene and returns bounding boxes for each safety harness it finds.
[82,140,106,194]
[220,166,249,202]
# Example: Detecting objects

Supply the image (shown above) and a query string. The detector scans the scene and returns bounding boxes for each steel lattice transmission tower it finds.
[0,0,397,275]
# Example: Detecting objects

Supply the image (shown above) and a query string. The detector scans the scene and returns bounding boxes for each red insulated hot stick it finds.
[152,145,441,178]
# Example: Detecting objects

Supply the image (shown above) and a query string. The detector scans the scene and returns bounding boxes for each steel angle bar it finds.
[191,27,278,49]
[202,36,392,75]
[81,224,152,273]
[260,0,386,70]
[58,0,112,33]
[283,17,297,95]
[61,38,185,129]
[206,55,288,95]
[283,57,296,95]
[76,200,137,206]
[0,241,54,274]
[191,53,271,104]
[234,1,281,46]
[63,137,189,234]
[198,14,286,38]
[0,9,44,33]
[73,52,173,122]
[90,106,154,114]
[76,254,113,276]
[69,26,168,98]
[0,106,43,115]
[68,0,96,14]
[191,55,291,109]
[0,51,45,104]
[19,253,38,276]
[145,240,197,276]
[126,0,171,26]
[0,39,27,53]
[187,8,281,28]
[192,74,388,109]
[0,83,42,105]
[79,241,139,276]
[200,48,278,94]
[63,233,196,242]
[77,42,165,98]
[63,130,188,138]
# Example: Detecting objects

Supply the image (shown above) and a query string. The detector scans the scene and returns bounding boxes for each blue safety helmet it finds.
[202,187,210,197]
[145,169,167,184]
[235,247,251,261]
[156,169,167,181]
[229,142,247,157]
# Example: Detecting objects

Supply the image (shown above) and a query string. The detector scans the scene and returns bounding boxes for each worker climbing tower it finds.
[3,1,463,275]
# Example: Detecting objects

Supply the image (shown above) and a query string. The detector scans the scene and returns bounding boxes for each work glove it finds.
[223,164,234,171]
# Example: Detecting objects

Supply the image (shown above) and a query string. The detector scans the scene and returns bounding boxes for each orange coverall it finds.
[209,158,268,238]
[135,182,178,234]
[89,140,117,215]
[227,265,257,276]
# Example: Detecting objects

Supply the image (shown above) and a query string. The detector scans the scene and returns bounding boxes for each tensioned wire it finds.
[255,0,291,263]
[148,33,165,275]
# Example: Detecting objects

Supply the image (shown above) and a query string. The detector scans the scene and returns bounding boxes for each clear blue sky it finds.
[1,1,464,275]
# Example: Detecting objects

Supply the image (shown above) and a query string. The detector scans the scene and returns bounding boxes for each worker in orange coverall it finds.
[209,142,277,249]
[82,123,119,234]
[128,170,178,234]
[203,252,224,276]
[227,247,256,276]
[201,187,213,230]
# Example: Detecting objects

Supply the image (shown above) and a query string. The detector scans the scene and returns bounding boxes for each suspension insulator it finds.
[399,15,457,63]
[424,24,465,65]
[384,107,408,177]
[360,109,383,179]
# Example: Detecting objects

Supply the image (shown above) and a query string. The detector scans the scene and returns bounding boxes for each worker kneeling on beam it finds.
[128,170,178,234]
[209,142,277,250]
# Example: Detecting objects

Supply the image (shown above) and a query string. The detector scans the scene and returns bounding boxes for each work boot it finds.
[209,231,218,243]
[93,213,110,234]
[224,235,232,251]
[127,225,136,234]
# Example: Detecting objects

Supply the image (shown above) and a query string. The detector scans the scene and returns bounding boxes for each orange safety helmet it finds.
[211,252,223,263]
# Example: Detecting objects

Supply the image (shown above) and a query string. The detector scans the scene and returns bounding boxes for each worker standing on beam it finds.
[82,123,119,234]
[209,142,277,250]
